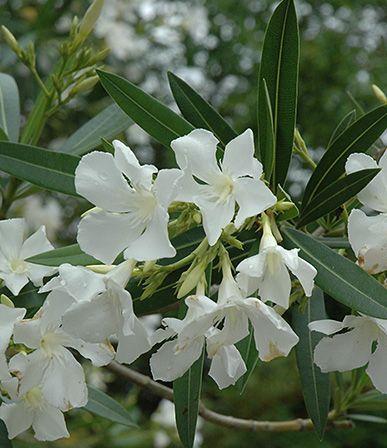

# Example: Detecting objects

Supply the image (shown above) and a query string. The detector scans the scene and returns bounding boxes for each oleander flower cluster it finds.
[0,129,386,442]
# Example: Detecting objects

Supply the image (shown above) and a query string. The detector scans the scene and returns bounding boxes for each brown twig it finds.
[107,362,354,432]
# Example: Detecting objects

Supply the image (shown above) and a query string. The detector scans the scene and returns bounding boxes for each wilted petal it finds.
[75,151,133,212]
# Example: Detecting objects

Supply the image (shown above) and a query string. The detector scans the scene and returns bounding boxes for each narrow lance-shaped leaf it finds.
[61,103,133,155]
[297,168,380,227]
[258,79,275,181]
[168,71,237,146]
[84,386,137,427]
[0,73,20,142]
[0,141,79,196]
[282,227,387,318]
[97,70,193,148]
[327,109,356,148]
[258,0,299,188]
[27,244,101,267]
[292,288,330,438]
[302,104,387,210]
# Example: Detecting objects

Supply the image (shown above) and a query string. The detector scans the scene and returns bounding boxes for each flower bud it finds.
[1,26,21,55]
[69,76,99,96]
[1,294,14,308]
[79,0,105,39]
[372,84,387,105]
[177,264,204,298]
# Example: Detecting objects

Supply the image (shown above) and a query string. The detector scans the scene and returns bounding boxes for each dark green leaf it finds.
[258,0,299,187]
[302,105,387,209]
[173,345,204,448]
[236,326,259,394]
[0,73,20,142]
[27,244,100,266]
[297,168,380,227]
[0,128,9,141]
[97,70,193,148]
[0,141,79,196]
[350,391,387,412]
[258,79,275,180]
[84,386,137,427]
[315,237,350,249]
[282,227,387,318]
[292,288,330,438]
[168,71,237,146]
[0,420,12,448]
[346,414,387,424]
[61,104,133,155]
[327,109,356,148]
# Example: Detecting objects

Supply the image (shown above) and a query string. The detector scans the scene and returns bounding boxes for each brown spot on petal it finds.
[262,342,284,362]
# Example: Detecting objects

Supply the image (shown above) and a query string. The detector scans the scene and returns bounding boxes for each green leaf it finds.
[292,288,330,438]
[0,127,9,141]
[0,73,20,142]
[258,79,275,180]
[0,141,79,196]
[27,244,100,266]
[258,0,299,187]
[168,71,237,146]
[236,326,259,394]
[315,237,350,249]
[282,227,387,318]
[0,420,12,448]
[97,70,193,148]
[347,414,387,424]
[173,347,204,448]
[302,105,387,209]
[297,168,380,227]
[276,185,299,222]
[327,109,356,148]
[61,104,133,155]
[84,386,137,427]
[350,391,387,412]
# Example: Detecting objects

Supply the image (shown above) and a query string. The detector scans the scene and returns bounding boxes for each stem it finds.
[107,362,354,432]
[293,145,317,170]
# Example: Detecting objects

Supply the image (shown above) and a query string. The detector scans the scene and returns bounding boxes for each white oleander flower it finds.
[170,129,277,245]
[75,140,181,264]
[348,209,387,274]
[310,314,387,393]
[0,304,26,380]
[0,218,55,295]
[236,219,317,309]
[0,377,69,441]
[47,262,152,365]
[345,151,387,212]
[12,292,114,411]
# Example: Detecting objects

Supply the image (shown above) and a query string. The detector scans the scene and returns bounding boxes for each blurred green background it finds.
[1,0,386,446]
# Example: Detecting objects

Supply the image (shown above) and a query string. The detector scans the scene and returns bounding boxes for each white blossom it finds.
[0,218,55,295]
[310,314,387,393]
[348,209,387,274]
[171,129,276,245]
[236,220,317,309]
[345,151,387,212]
[0,304,26,380]
[0,378,69,441]
[75,140,181,264]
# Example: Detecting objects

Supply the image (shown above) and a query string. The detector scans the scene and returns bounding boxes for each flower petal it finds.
[0,304,26,354]
[0,218,25,261]
[77,209,143,264]
[171,129,221,183]
[258,256,291,308]
[1,272,29,296]
[124,206,176,261]
[308,319,345,335]
[153,168,182,207]
[113,140,157,190]
[0,402,33,439]
[284,256,317,297]
[234,177,276,227]
[313,326,374,373]
[20,225,53,259]
[208,344,246,389]
[222,129,262,178]
[75,151,133,212]
[33,405,69,441]
[366,334,387,394]
[116,317,151,365]
[57,264,106,301]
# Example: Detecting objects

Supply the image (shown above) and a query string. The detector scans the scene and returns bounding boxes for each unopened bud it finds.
[69,75,99,96]
[1,294,14,308]
[276,201,294,212]
[177,264,204,298]
[1,26,21,55]
[372,84,387,104]
[192,211,202,224]
[79,0,105,38]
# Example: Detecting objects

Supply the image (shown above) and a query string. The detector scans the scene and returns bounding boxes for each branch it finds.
[106,362,354,432]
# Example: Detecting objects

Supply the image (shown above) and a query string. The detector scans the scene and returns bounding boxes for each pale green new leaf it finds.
[0,73,20,142]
